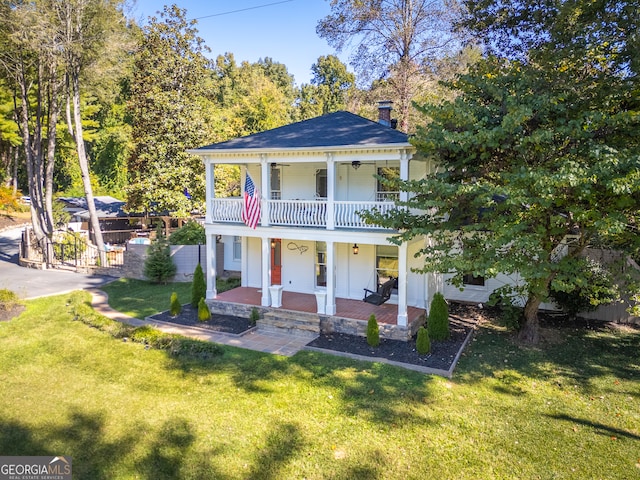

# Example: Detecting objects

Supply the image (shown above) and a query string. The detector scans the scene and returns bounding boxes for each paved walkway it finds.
[89,289,313,357]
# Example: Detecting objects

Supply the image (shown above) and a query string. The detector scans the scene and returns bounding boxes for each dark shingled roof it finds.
[195,111,409,151]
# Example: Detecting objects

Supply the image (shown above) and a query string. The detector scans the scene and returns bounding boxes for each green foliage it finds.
[191,263,206,307]
[428,293,450,341]
[416,326,431,355]
[549,258,620,319]
[169,292,181,316]
[488,287,524,331]
[127,5,213,216]
[143,227,176,284]
[366,314,380,347]
[67,291,222,359]
[249,307,260,325]
[0,289,23,311]
[197,297,210,322]
[169,221,205,245]
[363,8,640,342]
[52,231,87,262]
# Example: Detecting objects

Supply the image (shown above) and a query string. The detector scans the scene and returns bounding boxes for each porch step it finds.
[258,309,320,338]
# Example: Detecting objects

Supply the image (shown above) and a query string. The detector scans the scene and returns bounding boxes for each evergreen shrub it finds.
[170,292,181,316]
[143,226,176,283]
[428,292,450,340]
[198,297,211,322]
[191,263,206,307]
[416,326,431,354]
[366,314,380,347]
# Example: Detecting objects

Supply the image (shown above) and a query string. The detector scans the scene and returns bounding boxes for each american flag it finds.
[241,173,261,229]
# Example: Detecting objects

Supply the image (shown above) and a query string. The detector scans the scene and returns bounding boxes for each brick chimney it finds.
[377,100,393,127]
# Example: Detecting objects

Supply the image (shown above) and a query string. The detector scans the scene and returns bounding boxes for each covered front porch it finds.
[212,287,426,340]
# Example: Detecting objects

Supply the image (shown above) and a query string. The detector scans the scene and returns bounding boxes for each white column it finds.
[205,232,218,299]
[240,236,248,287]
[397,242,408,326]
[261,236,270,306]
[326,153,335,230]
[399,150,410,203]
[205,162,214,224]
[260,156,270,227]
[325,240,336,314]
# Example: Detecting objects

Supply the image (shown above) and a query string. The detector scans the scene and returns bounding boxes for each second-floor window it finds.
[377,167,400,201]
[271,166,281,200]
[316,169,327,199]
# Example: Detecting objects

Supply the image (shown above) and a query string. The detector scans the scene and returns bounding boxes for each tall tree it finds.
[127,5,214,216]
[365,1,640,344]
[317,0,464,132]
[0,0,63,257]
[310,55,355,115]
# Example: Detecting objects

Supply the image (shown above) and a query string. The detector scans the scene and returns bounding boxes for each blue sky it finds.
[130,0,350,86]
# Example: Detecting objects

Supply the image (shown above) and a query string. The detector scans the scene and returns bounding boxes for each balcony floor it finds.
[215,287,425,326]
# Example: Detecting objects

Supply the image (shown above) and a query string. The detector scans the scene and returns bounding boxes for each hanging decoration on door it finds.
[287,242,308,255]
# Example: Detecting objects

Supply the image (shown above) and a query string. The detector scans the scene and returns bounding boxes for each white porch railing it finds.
[209,198,395,230]
[209,198,243,223]
[270,200,327,227]
[334,201,395,229]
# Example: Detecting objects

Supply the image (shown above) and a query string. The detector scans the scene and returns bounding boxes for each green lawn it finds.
[0,289,638,479]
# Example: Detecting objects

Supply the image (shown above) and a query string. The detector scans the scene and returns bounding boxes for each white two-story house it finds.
[189,105,444,340]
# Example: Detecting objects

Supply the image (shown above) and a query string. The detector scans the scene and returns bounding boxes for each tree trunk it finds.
[518,294,542,345]
[16,62,51,262]
[69,69,107,266]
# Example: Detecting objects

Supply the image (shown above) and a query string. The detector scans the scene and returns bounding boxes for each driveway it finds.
[0,227,113,299]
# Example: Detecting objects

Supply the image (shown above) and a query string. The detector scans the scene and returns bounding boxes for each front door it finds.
[271,239,282,285]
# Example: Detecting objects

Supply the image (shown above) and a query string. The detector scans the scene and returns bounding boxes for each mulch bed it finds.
[148,304,253,335]
[307,319,474,371]
[152,301,483,372]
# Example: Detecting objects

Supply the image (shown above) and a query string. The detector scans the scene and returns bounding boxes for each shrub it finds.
[143,226,176,283]
[366,314,380,347]
[198,297,211,322]
[549,257,620,318]
[416,326,431,354]
[170,292,181,316]
[488,286,524,331]
[169,221,205,245]
[0,289,23,311]
[191,263,206,307]
[428,292,450,341]
[249,307,260,325]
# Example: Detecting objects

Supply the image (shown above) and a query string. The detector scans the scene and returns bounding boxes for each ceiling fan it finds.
[338,160,376,170]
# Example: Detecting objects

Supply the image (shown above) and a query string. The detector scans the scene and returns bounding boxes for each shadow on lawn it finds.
[0,410,315,479]
[457,319,640,395]
[548,413,640,441]
[171,346,439,428]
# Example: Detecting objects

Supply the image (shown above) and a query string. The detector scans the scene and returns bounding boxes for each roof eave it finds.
[187,142,414,157]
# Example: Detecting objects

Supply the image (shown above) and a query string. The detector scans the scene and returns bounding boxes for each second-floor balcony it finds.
[208,198,398,230]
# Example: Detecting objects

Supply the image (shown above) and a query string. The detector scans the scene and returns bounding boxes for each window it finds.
[315,241,327,287]
[376,167,399,201]
[376,245,398,290]
[270,166,281,200]
[316,169,327,199]
[463,273,485,286]
[233,236,241,261]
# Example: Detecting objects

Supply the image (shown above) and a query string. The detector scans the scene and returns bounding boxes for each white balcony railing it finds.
[209,198,396,230]
[270,200,326,227]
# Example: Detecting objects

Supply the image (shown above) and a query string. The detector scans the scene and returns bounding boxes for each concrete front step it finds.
[258,310,320,338]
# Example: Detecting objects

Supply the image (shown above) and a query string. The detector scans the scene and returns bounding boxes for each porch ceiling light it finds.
[352,243,359,255]
[351,160,361,170]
